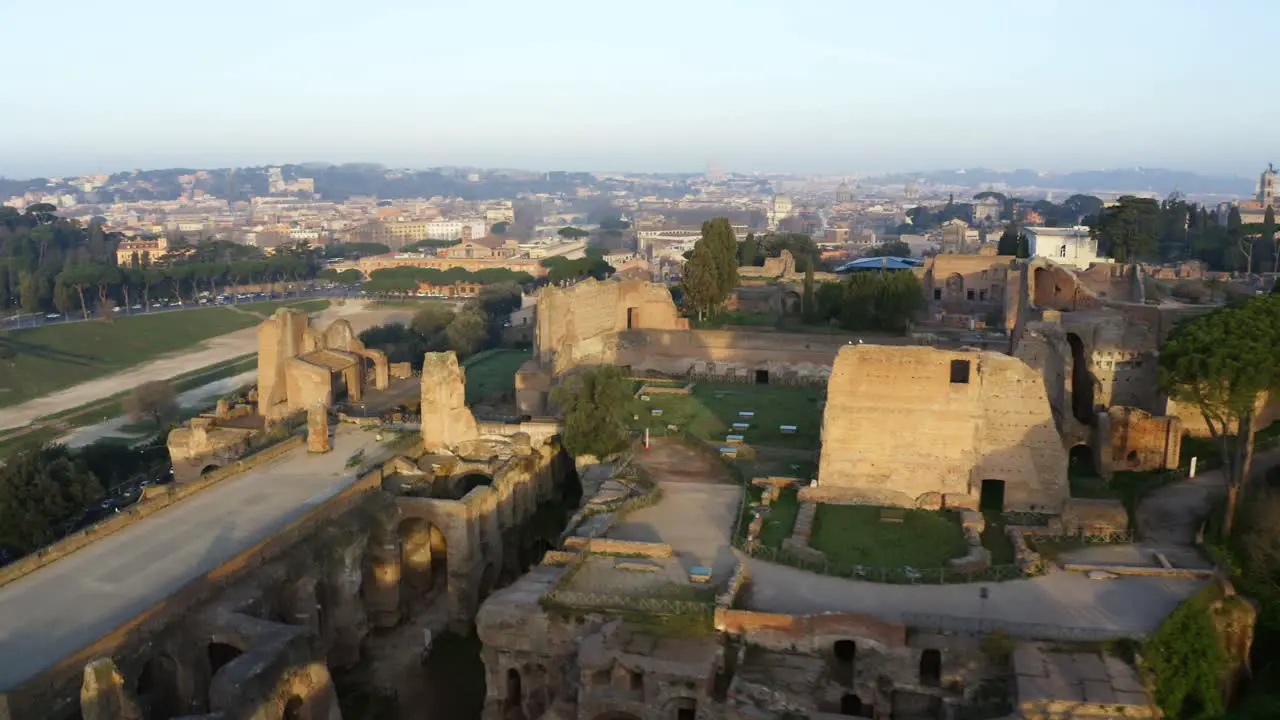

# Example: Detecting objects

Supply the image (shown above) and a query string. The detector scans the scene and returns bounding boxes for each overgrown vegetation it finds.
[0,444,103,554]
[552,365,635,459]
[1144,584,1230,720]
[357,284,523,367]
[811,271,925,333]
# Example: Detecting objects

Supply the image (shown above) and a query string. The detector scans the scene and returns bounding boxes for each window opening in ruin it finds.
[833,639,856,684]
[1126,450,1140,467]
[207,642,243,677]
[919,649,942,687]
[626,307,638,329]
[673,698,697,720]
[966,289,975,300]
[949,359,971,384]
[283,696,305,720]
[933,288,942,300]
[979,289,988,302]
[840,693,871,716]
[755,369,769,385]
[629,668,644,697]
[979,479,1006,512]
[1066,333,1095,424]
[505,668,524,713]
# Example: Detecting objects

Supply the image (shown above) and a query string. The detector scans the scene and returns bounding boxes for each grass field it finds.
[758,488,801,548]
[462,348,531,405]
[0,309,264,408]
[809,504,967,569]
[634,382,824,451]
[0,353,257,457]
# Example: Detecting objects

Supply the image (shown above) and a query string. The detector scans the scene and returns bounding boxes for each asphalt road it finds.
[0,426,389,691]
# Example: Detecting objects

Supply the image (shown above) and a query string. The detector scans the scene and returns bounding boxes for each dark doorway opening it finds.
[283,696,305,720]
[673,698,697,720]
[949,359,971,384]
[136,656,180,719]
[919,649,942,687]
[979,479,1006,512]
[1066,333,1095,424]
[504,668,525,718]
[207,642,242,677]
[1126,450,1140,467]
[841,693,872,716]
[755,369,769,385]
[626,307,637,329]
[1068,444,1096,477]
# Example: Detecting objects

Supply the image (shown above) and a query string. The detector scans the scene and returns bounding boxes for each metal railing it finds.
[739,542,1026,584]
[903,612,1146,641]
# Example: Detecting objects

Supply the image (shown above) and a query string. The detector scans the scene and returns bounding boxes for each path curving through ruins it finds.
[1136,447,1280,546]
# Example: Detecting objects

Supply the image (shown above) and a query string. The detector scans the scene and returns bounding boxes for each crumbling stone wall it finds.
[536,278,688,375]
[420,351,479,452]
[167,417,256,482]
[1098,407,1181,474]
[817,345,1068,512]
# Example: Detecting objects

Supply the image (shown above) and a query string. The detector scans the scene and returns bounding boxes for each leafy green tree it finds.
[739,232,758,267]
[444,307,489,358]
[1094,196,1161,263]
[491,221,509,235]
[680,240,721,319]
[57,265,97,319]
[996,223,1020,256]
[410,304,455,340]
[551,365,634,459]
[0,443,103,554]
[829,271,924,333]
[1159,295,1280,534]
[557,226,590,240]
[761,232,820,271]
[701,218,739,301]
[864,241,911,257]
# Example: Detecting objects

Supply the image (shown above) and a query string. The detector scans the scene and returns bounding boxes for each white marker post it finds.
[1189,456,1197,479]
[644,427,650,450]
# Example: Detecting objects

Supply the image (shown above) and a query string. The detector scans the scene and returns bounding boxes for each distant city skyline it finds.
[2,0,1277,179]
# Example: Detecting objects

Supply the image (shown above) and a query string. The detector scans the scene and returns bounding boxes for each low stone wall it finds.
[1060,498,1129,534]
[0,435,306,591]
[561,537,673,558]
[779,501,825,564]
[1007,527,1046,575]
[1059,563,1217,579]
[0,449,387,720]
[716,560,750,609]
[948,512,991,573]
[635,382,694,396]
[713,608,907,650]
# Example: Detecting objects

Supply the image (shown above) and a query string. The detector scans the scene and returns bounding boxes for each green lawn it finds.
[758,488,801,548]
[463,348,531,405]
[634,382,824,451]
[0,309,263,407]
[809,504,967,569]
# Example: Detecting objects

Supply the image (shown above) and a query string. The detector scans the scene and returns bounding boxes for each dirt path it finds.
[1136,447,1280,545]
[0,301,412,433]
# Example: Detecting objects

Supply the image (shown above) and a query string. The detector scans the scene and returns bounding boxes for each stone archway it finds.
[398,517,435,602]
[207,642,242,679]
[136,654,181,719]
[448,473,493,500]
[283,695,305,720]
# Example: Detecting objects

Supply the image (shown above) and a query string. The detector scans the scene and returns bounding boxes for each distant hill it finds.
[864,167,1257,198]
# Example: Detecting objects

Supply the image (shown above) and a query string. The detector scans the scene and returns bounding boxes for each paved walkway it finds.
[1136,447,1280,545]
[743,557,1204,635]
[0,426,392,691]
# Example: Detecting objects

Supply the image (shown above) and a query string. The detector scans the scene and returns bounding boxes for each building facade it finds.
[1023,226,1106,270]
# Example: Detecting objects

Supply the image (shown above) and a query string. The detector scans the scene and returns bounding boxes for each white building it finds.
[1023,226,1109,270]
[425,218,489,242]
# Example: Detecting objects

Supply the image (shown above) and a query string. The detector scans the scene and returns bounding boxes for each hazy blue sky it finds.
[2,0,1275,178]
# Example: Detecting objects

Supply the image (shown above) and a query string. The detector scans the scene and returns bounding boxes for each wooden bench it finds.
[880,508,906,524]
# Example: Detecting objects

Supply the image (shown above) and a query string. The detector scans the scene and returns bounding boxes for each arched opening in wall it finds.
[200,464,220,476]
[919,649,942,687]
[979,479,1006,512]
[1126,450,1140,467]
[450,473,493,499]
[782,291,802,315]
[398,518,434,600]
[136,655,180,719]
[833,639,856,684]
[1066,333,1095,425]
[207,642,243,678]
[503,668,525,719]
[1068,444,1096,478]
[282,695,305,720]
[755,369,770,385]
[840,693,872,717]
